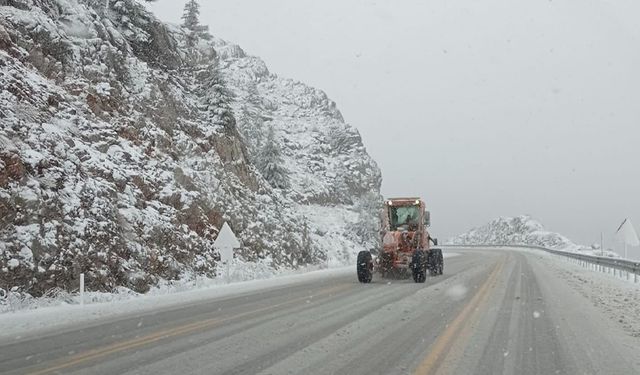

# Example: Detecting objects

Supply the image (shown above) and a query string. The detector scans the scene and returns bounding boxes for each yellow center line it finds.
[413,256,506,375]
[27,283,352,375]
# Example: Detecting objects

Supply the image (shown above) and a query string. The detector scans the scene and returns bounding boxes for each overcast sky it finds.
[149,0,640,258]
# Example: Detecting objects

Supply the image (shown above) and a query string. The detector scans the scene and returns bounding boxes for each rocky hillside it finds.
[448,215,623,257]
[448,215,583,251]
[0,0,381,297]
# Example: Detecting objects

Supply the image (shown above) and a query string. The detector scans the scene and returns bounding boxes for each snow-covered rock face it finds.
[213,39,381,206]
[0,0,381,296]
[448,215,582,251]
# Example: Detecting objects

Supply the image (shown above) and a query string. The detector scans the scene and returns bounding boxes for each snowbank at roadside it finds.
[531,249,640,338]
[0,265,353,340]
[0,250,462,339]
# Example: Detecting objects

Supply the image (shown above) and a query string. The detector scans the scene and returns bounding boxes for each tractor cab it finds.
[382,198,430,256]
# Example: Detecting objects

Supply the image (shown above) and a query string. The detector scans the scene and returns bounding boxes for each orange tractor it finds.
[357,197,442,283]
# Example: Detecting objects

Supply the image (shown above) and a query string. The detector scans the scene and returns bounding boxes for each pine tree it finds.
[208,72,235,129]
[181,0,210,47]
[236,102,264,162]
[257,126,290,189]
[182,0,200,31]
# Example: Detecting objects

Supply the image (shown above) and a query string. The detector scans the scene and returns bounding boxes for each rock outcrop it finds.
[0,0,381,296]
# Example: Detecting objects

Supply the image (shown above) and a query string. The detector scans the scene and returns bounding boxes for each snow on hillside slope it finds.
[448,215,582,251]
[0,0,381,297]
[449,215,621,257]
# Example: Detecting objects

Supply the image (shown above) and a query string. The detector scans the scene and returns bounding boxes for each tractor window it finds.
[389,206,420,230]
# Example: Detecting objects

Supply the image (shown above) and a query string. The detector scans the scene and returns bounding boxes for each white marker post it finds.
[80,273,85,306]
[213,222,241,284]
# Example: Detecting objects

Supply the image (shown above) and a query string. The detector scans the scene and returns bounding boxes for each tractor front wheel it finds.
[357,251,373,283]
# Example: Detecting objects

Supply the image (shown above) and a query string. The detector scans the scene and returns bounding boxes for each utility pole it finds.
[600,232,604,256]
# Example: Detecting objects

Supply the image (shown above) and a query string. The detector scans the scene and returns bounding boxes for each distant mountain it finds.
[448,215,621,257]
[448,215,580,250]
[447,215,619,258]
[0,0,381,296]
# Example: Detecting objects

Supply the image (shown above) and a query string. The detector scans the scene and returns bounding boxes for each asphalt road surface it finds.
[1,248,639,375]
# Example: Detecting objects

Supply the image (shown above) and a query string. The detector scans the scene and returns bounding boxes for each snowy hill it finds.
[448,215,620,257]
[448,215,582,251]
[0,0,381,297]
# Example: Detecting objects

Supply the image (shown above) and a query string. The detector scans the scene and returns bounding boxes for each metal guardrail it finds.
[442,244,640,283]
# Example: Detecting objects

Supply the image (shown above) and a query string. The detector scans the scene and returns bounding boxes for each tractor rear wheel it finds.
[357,251,373,283]
[430,248,444,275]
[411,250,427,283]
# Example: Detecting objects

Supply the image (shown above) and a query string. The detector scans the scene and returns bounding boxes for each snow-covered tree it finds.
[181,0,210,47]
[299,216,314,265]
[236,103,263,161]
[347,192,383,251]
[182,0,200,31]
[192,60,235,131]
[257,126,290,189]
[235,85,266,161]
[208,72,235,129]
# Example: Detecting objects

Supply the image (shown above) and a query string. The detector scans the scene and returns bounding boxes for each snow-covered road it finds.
[0,248,638,375]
